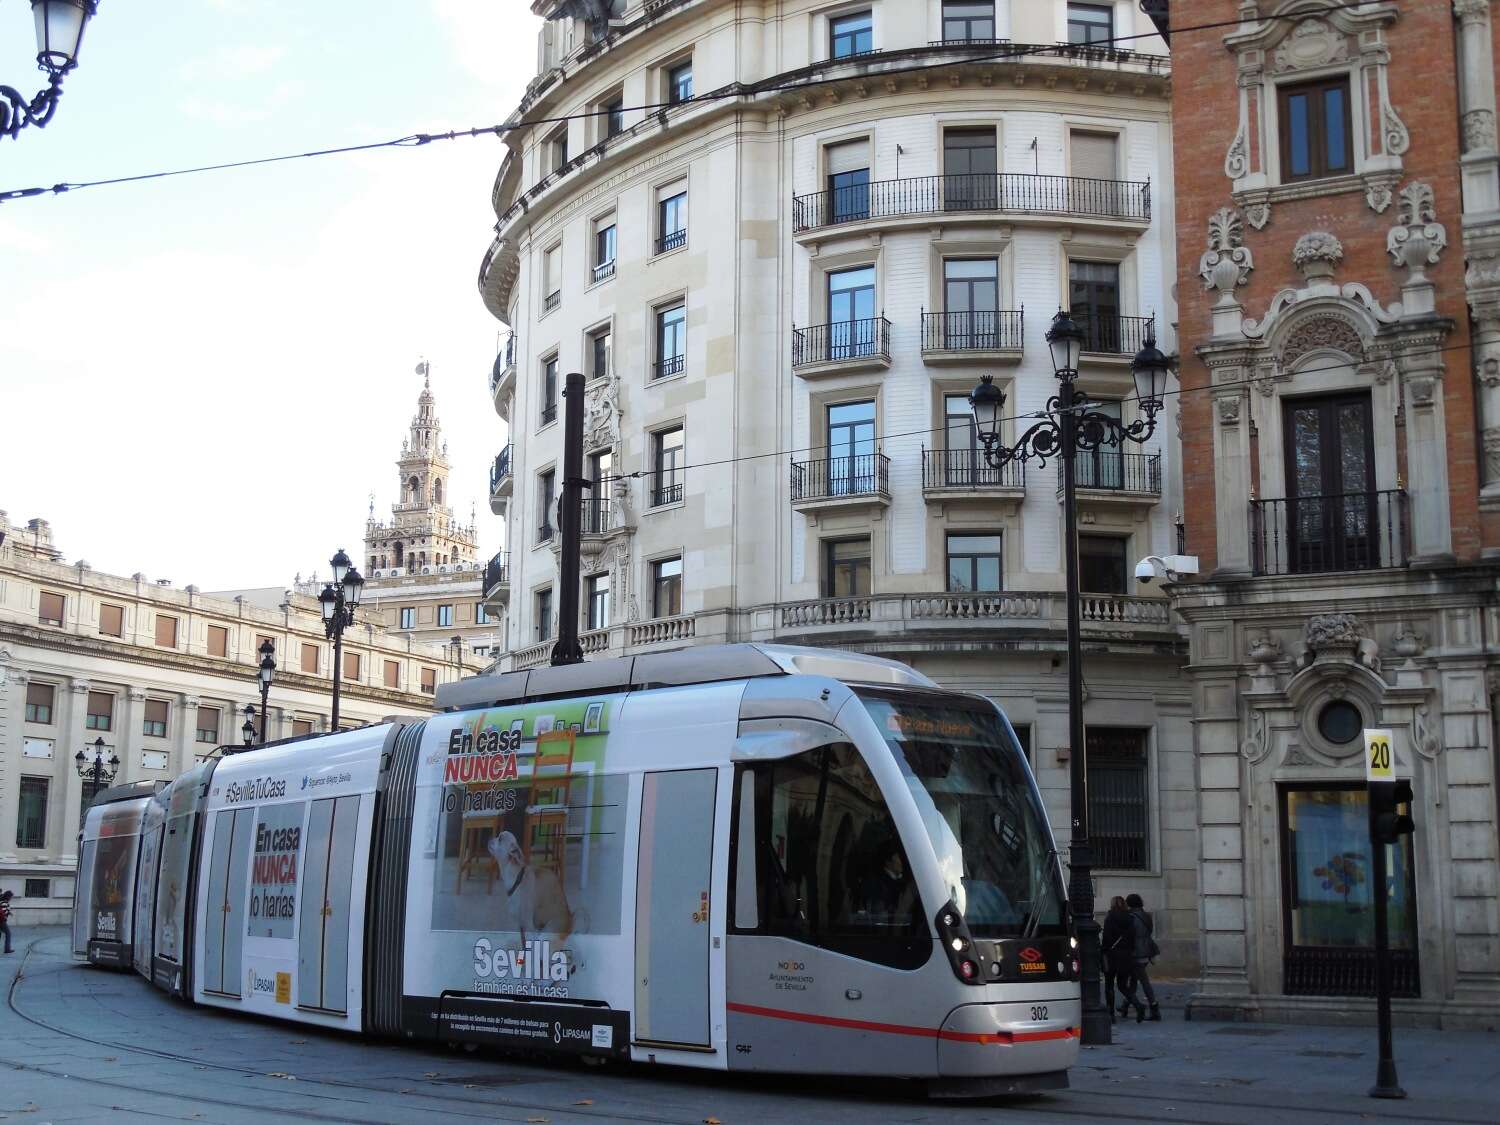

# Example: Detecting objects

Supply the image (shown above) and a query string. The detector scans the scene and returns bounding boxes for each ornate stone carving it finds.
[1281,314,1364,366]
[1412,705,1441,759]
[1240,707,1270,763]
[1244,199,1270,230]
[1482,427,1500,480]
[1292,231,1343,281]
[1390,628,1425,659]
[1305,612,1364,653]
[1382,102,1411,156]
[1272,18,1350,72]
[1386,182,1448,278]
[1282,744,1317,768]
[1480,356,1500,389]
[1224,124,1249,180]
[584,366,622,453]
[1408,376,1437,406]
[1365,174,1398,214]
[1464,108,1497,153]
[1215,396,1242,425]
[1248,633,1283,665]
[1200,207,1255,296]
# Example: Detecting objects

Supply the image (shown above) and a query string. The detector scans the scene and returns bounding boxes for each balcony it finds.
[482,551,510,605]
[540,402,558,427]
[591,259,616,284]
[580,497,616,536]
[920,310,1024,364]
[1057,451,1162,507]
[537,522,555,545]
[792,172,1151,235]
[1076,313,1154,358]
[791,452,890,513]
[771,591,1174,641]
[488,445,513,515]
[922,448,1026,504]
[656,228,687,255]
[649,476,684,508]
[543,289,561,314]
[1251,491,1409,577]
[490,345,516,419]
[653,354,685,380]
[792,316,892,378]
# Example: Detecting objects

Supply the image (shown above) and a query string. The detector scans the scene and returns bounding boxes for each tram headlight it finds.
[1070,937,1079,950]
[935,900,985,987]
[950,937,967,953]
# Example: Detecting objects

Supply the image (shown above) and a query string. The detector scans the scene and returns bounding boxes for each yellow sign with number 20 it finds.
[1364,728,1395,782]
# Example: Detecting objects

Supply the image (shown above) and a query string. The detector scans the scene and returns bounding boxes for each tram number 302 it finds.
[1029,1005,1049,1021]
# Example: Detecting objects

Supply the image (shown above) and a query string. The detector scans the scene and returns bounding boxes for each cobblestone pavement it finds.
[2,931,1495,1124]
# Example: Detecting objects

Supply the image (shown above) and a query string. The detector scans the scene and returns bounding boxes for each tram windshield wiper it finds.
[1022,847,1061,939]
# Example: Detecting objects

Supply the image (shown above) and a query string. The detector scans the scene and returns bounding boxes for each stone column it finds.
[1455,0,1500,215]
[1474,299,1500,508]
[1211,390,1253,577]
[120,688,146,787]
[0,667,28,863]
[177,695,200,774]
[60,679,91,865]
[1399,344,1456,564]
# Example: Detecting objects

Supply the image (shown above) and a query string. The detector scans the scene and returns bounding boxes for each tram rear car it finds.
[73,782,160,970]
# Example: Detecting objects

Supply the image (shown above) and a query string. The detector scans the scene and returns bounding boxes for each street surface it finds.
[1,929,1495,1123]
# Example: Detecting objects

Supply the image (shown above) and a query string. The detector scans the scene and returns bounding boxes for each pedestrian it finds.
[1101,896,1140,1021]
[1126,892,1161,1022]
[0,889,13,954]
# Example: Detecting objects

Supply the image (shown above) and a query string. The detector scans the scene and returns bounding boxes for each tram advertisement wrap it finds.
[247,801,303,938]
[409,697,630,1032]
[93,803,145,946]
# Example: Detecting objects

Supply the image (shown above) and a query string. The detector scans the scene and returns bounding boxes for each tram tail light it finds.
[935,901,984,987]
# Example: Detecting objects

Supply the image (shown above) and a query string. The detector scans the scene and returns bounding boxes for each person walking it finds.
[0,890,14,954]
[1101,896,1141,1021]
[1126,892,1161,1022]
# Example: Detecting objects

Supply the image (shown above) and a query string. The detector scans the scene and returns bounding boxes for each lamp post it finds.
[241,705,257,749]
[318,548,364,731]
[74,735,118,805]
[1,1,99,141]
[969,309,1170,1048]
[256,638,276,745]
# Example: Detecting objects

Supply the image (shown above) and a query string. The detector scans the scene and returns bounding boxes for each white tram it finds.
[72,644,1080,1095]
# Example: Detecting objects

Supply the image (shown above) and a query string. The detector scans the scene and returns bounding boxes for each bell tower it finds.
[364,361,478,576]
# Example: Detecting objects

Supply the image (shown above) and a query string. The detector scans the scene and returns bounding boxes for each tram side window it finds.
[732,743,930,970]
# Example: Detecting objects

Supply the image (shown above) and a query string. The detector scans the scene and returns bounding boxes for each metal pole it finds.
[551,371,587,666]
[330,611,343,731]
[258,679,271,746]
[1061,372,1111,1047]
[1368,793,1406,1098]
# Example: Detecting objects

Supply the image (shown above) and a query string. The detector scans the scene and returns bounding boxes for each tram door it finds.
[635,769,717,1047]
[132,821,163,977]
[73,840,96,956]
[202,809,253,996]
[298,796,360,1014]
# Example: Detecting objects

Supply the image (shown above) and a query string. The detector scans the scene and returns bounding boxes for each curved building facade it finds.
[477,0,1194,965]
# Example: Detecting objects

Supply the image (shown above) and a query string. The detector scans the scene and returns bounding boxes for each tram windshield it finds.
[860,691,1067,938]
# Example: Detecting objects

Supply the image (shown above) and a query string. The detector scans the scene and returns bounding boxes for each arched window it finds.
[433,478,444,504]
[394,543,404,567]
[406,476,421,504]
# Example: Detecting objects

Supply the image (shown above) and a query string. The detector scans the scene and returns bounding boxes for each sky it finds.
[0,0,540,589]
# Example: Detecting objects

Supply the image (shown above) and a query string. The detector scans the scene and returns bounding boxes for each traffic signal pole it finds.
[1363,728,1410,1100]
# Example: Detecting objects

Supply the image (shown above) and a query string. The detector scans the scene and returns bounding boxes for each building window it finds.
[542,243,562,314]
[301,642,319,674]
[823,537,872,597]
[655,302,686,378]
[24,682,55,724]
[943,258,999,347]
[1011,722,1032,764]
[541,355,559,425]
[652,427,685,506]
[155,615,178,648]
[1086,727,1149,869]
[942,0,995,42]
[946,533,1003,592]
[255,633,275,655]
[420,667,437,695]
[657,191,687,256]
[24,878,50,899]
[1067,2,1114,45]
[1279,77,1353,182]
[292,718,314,737]
[539,469,557,540]
[1069,260,1121,352]
[85,691,113,731]
[206,624,229,658]
[605,95,625,137]
[942,127,998,209]
[1318,700,1363,745]
[399,606,415,629]
[589,326,611,380]
[535,588,554,642]
[195,705,220,743]
[652,556,684,618]
[343,651,361,681]
[667,59,692,104]
[99,603,124,637]
[586,574,611,631]
[593,218,617,283]
[827,400,876,495]
[830,9,873,58]
[548,126,568,174]
[143,699,169,738]
[1070,129,1119,181]
[825,138,870,223]
[1079,534,1128,594]
[437,604,454,628]
[16,778,48,848]
[827,266,877,358]
[384,659,400,689]
[37,591,64,627]
[475,601,490,625]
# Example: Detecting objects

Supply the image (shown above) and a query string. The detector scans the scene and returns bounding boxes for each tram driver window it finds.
[730,743,930,969]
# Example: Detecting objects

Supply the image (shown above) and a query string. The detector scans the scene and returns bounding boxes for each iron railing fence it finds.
[922,448,1026,489]
[482,552,509,597]
[921,309,1024,352]
[580,497,614,535]
[1059,450,1162,493]
[792,316,892,366]
[654,354,685,380]
[650,478,684,507]
[790,452,890,501]
[1251,490,1409,576]
[489,445,512,492]
[1074,312,1155,355]
[1284,948,1420,998]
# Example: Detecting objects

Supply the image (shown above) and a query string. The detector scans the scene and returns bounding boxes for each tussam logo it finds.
[1018,946,1047,974]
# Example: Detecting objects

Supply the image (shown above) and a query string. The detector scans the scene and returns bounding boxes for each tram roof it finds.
[84,779,165,811]
[435,642,934,712]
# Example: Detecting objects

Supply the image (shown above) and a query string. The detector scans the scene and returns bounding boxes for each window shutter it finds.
[38,591,64,624]
[421,667,436,693]
[301,643,319,673]
[344,652,360,680]
[825,138,870,176]
[155,615,178,648]
[207,625,229,657]
[384,660,400,689]
[145,699,169,729]
[26,683,53,709]
[87,691,112,722]
[99,604,124,636]
[1070,131,1118,180]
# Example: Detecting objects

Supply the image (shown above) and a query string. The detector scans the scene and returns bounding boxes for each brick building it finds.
[1163,0,1500,1025]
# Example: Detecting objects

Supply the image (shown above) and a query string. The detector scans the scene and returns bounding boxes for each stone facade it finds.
[477,2,1200,967]
[0,509,476,924]
[1168,0,1500,1026]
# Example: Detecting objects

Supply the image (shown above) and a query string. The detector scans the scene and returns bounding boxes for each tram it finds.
[73,643,1079,1095]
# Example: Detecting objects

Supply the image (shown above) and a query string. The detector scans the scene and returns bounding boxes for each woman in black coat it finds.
[1101,896,1140,1021]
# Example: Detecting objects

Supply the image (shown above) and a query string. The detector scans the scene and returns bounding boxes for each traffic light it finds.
[1370,779,1415,845]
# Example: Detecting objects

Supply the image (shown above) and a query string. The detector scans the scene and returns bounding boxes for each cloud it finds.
[178,78,305,127]
[178,44,287,83]
[430,0,541,86]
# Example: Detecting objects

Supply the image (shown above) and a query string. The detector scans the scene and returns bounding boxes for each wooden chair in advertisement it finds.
[524,729,576,876]
[455,794,506,894]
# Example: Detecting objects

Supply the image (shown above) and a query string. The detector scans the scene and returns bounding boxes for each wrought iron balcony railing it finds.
[482,552,509,598]
[489,445,513,492]
[540,402,558,426]
[650,477,684,507]
[580,497,614,535]
[791,452,890,502]
[792,316,892,367]
[793,172,1151,232]
[537,522,555,543]
[1058,451,1162,494]
[1073,312,1155,356]
[591,259,616,284]
[921,310,1024,353]
[654,353,685,380]
[922,448,1026,490]
[656,228,687,254]
[1251,490,1409,576]
[543,289,561,313]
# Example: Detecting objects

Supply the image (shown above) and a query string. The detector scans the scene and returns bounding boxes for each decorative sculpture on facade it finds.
[1200,207,1255,297]
[1292,231,1344,282]
[1386,182,1447,308]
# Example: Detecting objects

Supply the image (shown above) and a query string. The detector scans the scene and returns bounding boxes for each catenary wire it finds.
[0,0,1381,203]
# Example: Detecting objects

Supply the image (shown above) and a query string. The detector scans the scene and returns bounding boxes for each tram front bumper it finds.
[936,998,1081,1077]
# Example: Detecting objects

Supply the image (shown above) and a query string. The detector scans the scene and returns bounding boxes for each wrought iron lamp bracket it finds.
[0,73,64,140]
[978,395,1159,470]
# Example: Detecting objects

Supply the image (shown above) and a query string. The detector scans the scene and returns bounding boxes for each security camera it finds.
[1135,554,1201,584]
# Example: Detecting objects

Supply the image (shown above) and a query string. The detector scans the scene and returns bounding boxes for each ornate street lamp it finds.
[256,638,276,745]
[74,734,118,801]
[969,309,1171,1047]
[1,2,100,141]
[319,547,364,730]
[241,704,257,748]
